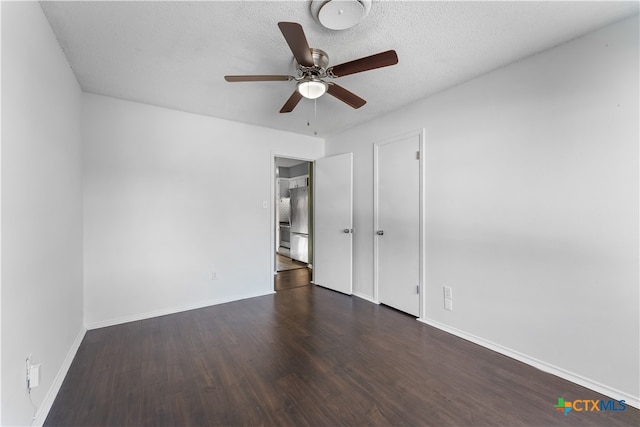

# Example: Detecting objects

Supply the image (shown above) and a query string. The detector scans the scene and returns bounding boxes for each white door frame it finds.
[270,152,315,290]
[373,129,426,318]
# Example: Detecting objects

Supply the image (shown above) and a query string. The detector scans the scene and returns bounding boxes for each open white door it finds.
[313,153,353,295]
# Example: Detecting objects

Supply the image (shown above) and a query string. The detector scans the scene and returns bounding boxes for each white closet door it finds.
[313,153,353,295]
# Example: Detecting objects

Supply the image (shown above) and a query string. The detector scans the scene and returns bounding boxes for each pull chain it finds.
[304,94,318,135]
[307,91,310,127]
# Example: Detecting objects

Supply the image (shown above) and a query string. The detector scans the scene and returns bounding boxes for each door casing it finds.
[270,153,315,290]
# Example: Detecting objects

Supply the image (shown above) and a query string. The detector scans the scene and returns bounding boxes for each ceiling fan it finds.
[224,22,398,113]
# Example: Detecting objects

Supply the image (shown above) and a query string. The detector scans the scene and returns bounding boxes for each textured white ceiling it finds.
[40,1,638,137]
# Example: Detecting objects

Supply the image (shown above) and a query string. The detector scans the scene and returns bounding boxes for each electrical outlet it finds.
[29,364,41,388]
[211,272,217,280]
[26,355,40,389]
[443,286,453,299]
[445,298,453,311]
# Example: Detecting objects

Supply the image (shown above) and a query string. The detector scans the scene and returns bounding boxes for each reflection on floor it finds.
[275,268,311,291]
[276,253,307,272]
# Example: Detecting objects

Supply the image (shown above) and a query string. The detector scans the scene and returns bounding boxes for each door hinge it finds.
[416,151,420,160]
[416,285,420,294]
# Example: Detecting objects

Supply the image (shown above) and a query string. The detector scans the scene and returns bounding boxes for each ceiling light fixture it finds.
[297,80,327,99]
[311,0,372,31]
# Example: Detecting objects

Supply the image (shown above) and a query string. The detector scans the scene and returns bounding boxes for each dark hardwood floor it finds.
[45,285,639,426]
[274,267,311,291]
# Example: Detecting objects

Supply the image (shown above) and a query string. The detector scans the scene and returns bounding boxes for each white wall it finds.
[325,16,639,403]
[1,3,84,426]
[82,94,323,328]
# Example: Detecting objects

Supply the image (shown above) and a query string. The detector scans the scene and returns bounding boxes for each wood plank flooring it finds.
[276,253,308,272]
[274,268,311,291]
[45,285,639,426]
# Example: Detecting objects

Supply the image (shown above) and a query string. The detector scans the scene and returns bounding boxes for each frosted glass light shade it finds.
[297,80,327,99]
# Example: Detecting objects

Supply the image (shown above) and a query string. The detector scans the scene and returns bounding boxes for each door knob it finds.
[376,230,384,236]
[343,228,352,234]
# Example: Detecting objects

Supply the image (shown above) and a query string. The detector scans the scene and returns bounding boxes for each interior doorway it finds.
[274,157,313,291]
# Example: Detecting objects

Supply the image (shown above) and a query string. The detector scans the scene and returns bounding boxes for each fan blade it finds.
[280,91,304,113]
[328,50,398,78]
[327,84,366,109]
[224,75,292,82]
[278,22,314,67]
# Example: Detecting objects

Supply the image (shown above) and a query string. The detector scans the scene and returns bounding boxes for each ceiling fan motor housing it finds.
[311,48,330,69]
[296,48,330,80]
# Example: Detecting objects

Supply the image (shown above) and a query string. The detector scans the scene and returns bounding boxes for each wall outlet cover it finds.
[445,299,453,311]
[29,364,41,388]
[444,286,453,299]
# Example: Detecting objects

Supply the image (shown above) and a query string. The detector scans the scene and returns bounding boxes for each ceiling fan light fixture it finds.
[297,80,327,99]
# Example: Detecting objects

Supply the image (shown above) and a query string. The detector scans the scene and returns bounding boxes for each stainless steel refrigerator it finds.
[289,187,309,263]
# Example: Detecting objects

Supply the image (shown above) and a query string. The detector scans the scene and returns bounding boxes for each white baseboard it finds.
[309,284,378,304]
[353,291,378,304]
[418,317,639,409]
[85,290,274,330]
[33,327,87,427]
